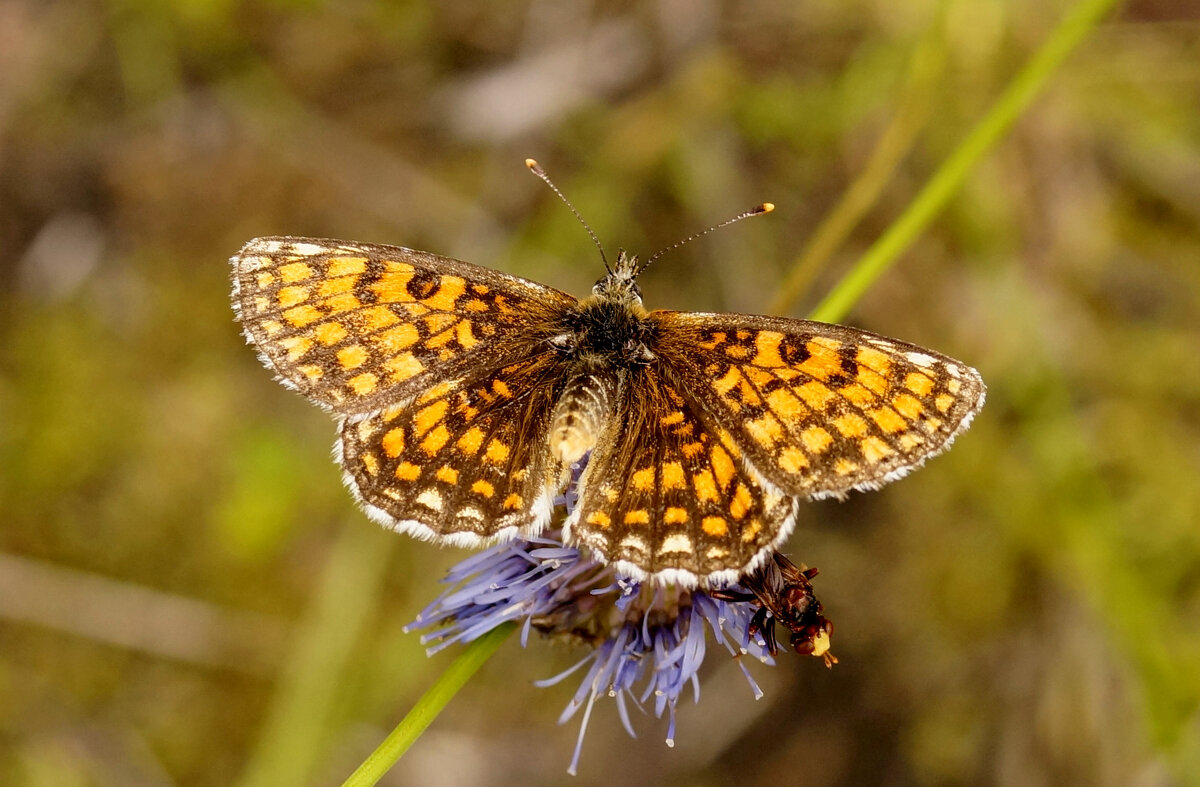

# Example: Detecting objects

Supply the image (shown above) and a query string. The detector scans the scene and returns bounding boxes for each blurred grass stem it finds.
[808,0,1121,325]
[769,7,945,315]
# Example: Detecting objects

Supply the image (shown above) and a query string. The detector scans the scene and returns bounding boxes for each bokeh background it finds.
[3,0,1199,785]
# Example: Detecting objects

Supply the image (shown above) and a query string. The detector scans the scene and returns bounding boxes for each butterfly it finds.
[231,172,984,589]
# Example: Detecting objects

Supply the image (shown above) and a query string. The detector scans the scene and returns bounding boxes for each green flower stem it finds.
[809,0,1121,325]
[341,623,516,787]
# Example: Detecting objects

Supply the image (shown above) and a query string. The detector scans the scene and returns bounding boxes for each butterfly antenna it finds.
[638,202,775,275]
[526,159,610,273]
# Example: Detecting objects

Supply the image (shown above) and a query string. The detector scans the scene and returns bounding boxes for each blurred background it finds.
[2,0,1199,784]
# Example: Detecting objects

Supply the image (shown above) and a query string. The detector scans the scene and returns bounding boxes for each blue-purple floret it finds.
[405,530,777,774]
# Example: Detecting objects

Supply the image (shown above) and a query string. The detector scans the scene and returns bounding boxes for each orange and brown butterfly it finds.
[230,162,985,589]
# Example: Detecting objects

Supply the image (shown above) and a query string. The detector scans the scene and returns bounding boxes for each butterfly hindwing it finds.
[567,366,798,585]
[339,351,567,544]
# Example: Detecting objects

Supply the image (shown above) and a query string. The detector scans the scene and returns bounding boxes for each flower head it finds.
[406,520,834,773]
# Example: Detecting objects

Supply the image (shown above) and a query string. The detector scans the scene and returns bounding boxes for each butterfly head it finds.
[590,249,644,309]
[552,249,654,367]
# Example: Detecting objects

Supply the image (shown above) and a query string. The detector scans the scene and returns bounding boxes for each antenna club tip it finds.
[758,202,775,214]
[525,158,540,170]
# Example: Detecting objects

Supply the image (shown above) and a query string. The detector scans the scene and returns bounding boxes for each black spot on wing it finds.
[352,258,385,304]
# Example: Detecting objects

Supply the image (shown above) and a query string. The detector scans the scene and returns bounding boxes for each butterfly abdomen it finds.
[549,372,617,464]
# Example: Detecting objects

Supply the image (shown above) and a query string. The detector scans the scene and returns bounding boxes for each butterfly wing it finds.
[651,312,986,500]
[565,366,798,587]
[231,236,577,413]
[339,350,569,543]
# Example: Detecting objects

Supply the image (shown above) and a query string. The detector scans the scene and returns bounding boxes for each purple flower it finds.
[405,525,835,773]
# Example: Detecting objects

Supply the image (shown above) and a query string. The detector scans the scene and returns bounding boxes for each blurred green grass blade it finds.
[809,0,1122,325]
[769,5,946,316]
[237,523,393,787]
[340,623,516,787]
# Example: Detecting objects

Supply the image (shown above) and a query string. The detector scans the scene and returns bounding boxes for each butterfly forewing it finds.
[231,237,576,413]
[651,312,986,500]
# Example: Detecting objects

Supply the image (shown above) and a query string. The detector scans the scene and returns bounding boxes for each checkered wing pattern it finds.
[339,352,567,543]
[231,237,576,413]
[233,232,986,585]
[567,367,797,583]
[652,312,986,500]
